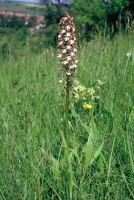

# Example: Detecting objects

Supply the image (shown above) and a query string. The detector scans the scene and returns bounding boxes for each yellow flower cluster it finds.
[73,79,97,109]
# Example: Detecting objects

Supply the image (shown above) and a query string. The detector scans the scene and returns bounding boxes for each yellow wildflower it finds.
[87,88,95,96]
[74,94,80,102]
[83,103,93,109]
[78,85,86,92]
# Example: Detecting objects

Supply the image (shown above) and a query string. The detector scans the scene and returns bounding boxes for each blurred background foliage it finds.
[0,0,134,56]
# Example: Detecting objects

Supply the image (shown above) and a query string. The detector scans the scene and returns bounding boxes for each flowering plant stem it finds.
[57,12,78,200]
[65,74,73,200]
[65,74,69,148]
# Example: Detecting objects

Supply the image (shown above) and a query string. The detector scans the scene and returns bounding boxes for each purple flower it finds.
[57,12,78,81]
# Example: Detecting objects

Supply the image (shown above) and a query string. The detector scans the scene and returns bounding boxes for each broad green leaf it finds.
[89,142,104,165]
[83,126,94,172]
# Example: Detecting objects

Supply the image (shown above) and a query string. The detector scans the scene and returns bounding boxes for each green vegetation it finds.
[0,29,134,199]
[0,2,46,15]
[0,0,134,46]
[70,0,130,38]
[0,1,134,199]
[0,27,46,58]
[42,0,133,43]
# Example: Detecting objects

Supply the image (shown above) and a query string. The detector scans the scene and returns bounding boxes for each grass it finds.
[0,31,134,199]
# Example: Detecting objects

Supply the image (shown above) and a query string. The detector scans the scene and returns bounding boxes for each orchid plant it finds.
[57,12,78,147]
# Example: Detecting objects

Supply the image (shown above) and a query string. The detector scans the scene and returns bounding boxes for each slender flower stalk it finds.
[57,12,78,147]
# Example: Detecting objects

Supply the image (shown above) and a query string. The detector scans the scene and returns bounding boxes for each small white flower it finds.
[63,61,68,65]
[58,34,62,38]
[58,41,63,46]
[72,28,75,32]
[62,49,67,54]
[67,45,71,50]
[64,37,69,41]
[73,48,77,52]
[67,56,71,61]
[66,25,70,30]
[73,86,78,91]
[61,29,66,34]
[66,33,71,37]
[58,79,63,83]
[58,68,62,72]
[58,54,62,58]
[72,64,77,68]
[58,76,64,83]
[70,66,74,69]
[127,51,132,58]
[70,40,75,45]
[66,71,71,76]
[75,60,78,64]
[70,52,75,57]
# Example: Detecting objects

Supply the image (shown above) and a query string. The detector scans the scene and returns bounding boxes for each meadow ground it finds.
[0,31,134,199]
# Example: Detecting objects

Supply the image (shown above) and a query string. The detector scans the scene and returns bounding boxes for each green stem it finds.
[65,74,71,200]
[65,74,69,147]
